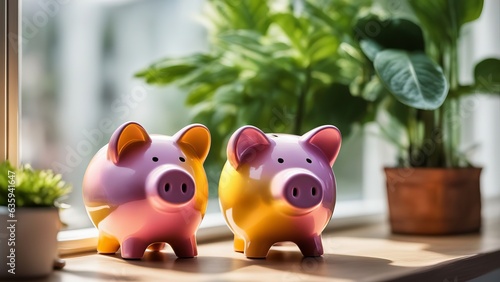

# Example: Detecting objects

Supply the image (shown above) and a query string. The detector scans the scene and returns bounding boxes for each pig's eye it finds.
[306,158,312,163]
[152,157,159,162]
[278,158,284,163]
[179,157,186,162]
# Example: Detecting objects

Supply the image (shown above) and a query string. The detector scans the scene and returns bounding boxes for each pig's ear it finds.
[108,122,151,164]
[300,125,342,167]
[228,126,270,169]
[174,124,211,163]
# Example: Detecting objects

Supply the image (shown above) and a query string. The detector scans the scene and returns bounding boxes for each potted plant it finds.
[346,0,500,234]
[0,160,71,278]
[135,0,374,173]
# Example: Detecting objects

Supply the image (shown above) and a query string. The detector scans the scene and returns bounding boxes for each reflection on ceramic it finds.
[83,122,210,259]
[219,125,341,258]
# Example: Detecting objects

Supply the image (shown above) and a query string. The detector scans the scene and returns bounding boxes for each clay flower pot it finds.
[0,207,60,278]
[384,167,482,235]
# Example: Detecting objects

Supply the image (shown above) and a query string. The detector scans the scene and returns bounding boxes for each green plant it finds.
[0,161,72,207]
[136,0,374,167]
[349,0,500,167]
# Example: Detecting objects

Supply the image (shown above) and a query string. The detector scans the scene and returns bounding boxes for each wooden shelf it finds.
[45,199,500,282]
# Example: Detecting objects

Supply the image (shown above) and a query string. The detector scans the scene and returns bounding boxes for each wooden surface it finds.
[34,200,500,282]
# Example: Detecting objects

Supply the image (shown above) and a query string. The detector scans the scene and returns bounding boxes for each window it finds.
[15,0,367,231]
[5,0,500,239]
[20,0,212,229]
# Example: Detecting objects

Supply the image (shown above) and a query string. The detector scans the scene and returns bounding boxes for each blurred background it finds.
[20,0,500,229]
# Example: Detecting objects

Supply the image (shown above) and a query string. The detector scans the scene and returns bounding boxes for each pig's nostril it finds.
[157,171,195,204]
[284,175,322,209]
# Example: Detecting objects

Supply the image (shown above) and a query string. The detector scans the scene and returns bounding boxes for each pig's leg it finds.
[97,231,120,254]
[244,239,272,259]
[120,237,149,259]
[234,234,244,253]
[147,242,166,252]
[296,235,324,257]
[169,235,197,258]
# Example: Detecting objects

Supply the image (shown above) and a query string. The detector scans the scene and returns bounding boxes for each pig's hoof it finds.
[53,258,66,270]
[122,257,143,260]
[148,242,166,251]
[246,255,267,259]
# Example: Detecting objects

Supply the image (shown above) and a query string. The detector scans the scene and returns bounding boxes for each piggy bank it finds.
[219,125,341,258]
[83,122,210,259]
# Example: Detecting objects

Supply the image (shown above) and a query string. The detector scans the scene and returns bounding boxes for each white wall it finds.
[460,0,500,198]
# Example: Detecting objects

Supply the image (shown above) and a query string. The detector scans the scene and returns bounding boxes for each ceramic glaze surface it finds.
[83,122,210,259]
[219,125,341,258]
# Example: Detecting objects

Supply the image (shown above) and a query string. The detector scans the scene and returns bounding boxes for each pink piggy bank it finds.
[83,122,210,259]
[219,125,341,258]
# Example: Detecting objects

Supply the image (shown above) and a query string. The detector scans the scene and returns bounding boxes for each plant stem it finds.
[443,38,460,167]
[408,108,418,166]
[420,109,439,166]
[435,105,445,166]
[293,67,311,135]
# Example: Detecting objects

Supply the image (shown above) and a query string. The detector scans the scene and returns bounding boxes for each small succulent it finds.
[0,161,71,207]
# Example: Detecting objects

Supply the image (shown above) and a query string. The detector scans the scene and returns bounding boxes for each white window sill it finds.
[58,199,385,256]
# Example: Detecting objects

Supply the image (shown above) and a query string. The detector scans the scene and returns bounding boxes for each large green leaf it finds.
[304,0,372,36]
[207,0,271,34]
[361,76,385,102]
[339,42,365,63]
[374,50,448,110]
[218,30,265,53]
[306,31,338,63]
[474,58,500,93]
[304,84,372,137]
[303,0,337,30]
[272,13,310,54]
[359,40,383,62]
[455,0,484,26]
[213,83,244,104]
[186,84,216,105]
[134,54,216,85]
[177,64,238,88]
[354,16,425,55]
[407,0,447,40]
[136,65,197,85]
[409,0,484,44]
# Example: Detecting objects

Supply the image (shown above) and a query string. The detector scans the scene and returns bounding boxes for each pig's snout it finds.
[146,165,196,211]
[158,169,195,204]
[283,174,323,209]
[272,169,324,214]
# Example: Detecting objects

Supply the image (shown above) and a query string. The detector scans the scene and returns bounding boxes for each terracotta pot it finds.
[384,167,482,235]
[0,207,60,278]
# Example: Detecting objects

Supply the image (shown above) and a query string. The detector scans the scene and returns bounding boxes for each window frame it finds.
[1,0,19,166]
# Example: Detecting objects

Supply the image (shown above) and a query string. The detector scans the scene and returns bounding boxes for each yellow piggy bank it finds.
[219,125,341,258]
